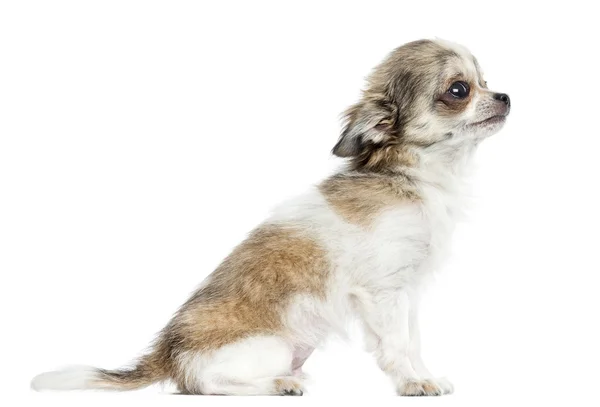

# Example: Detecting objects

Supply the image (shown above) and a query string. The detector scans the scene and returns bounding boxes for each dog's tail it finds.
[31,342,171,392]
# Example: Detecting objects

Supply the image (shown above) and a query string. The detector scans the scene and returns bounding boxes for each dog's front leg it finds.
[355,289,442,396]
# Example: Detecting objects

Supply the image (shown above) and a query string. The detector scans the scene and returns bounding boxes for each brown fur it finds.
[93,347,171,390]
[168,224,329,391]
[345,139,422,173]
[422,380,443,395]
[319,172,419,227]
[399,379,442,396]
[89,223,330,393]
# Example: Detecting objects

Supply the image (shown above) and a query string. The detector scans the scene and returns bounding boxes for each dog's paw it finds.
[397,379,443,396]
[275,377,304,396]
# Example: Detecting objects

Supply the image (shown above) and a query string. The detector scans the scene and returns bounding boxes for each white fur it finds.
[31,365,101,391]
[177,336,297,395]
[434,38,479,78]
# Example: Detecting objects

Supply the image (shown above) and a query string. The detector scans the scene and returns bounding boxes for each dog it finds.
[31,39,510,396]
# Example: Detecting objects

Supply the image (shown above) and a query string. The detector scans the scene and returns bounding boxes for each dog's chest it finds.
[417,184,466,271]
[355,188,463,282]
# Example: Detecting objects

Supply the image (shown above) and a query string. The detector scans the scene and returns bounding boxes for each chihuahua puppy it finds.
[32,39,510,396]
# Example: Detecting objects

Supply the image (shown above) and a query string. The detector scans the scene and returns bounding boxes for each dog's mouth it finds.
[469,115,507,127]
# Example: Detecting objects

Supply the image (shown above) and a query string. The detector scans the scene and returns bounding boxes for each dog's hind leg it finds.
[176,335,305,395]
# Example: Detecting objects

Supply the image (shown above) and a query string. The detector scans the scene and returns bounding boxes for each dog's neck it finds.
[408,139,477,188]
[408,141,476,228]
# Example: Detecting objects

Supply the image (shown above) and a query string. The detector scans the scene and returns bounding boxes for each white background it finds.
[1,1,599,406]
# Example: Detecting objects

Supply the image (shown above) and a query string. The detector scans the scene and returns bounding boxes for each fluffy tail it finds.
[31,347,171,392]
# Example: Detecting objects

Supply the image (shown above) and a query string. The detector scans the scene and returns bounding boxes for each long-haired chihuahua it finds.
[32,39,510,396]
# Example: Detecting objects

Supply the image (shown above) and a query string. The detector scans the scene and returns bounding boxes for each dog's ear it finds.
[332,98,396,158]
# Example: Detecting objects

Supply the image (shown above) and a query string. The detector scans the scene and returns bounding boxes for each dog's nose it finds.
[494,93,511,107]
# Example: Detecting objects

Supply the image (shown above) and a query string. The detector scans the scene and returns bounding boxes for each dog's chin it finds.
[465,115,507,138]
[468,115,507,129]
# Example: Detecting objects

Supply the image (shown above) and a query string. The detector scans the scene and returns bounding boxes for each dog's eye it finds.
[448,81,470,98]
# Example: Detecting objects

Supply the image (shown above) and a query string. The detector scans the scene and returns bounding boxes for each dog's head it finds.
[333,39,510,169]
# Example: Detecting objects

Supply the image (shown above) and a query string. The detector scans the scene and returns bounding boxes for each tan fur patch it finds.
[398,379,443,396]
[398,380,426,396]
[421,380,443,396]
[351,143,421,173]
[167,224,330,357]
[319,172,419,227]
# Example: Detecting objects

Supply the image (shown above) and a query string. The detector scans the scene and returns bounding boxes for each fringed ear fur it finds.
[332,98,396,158]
